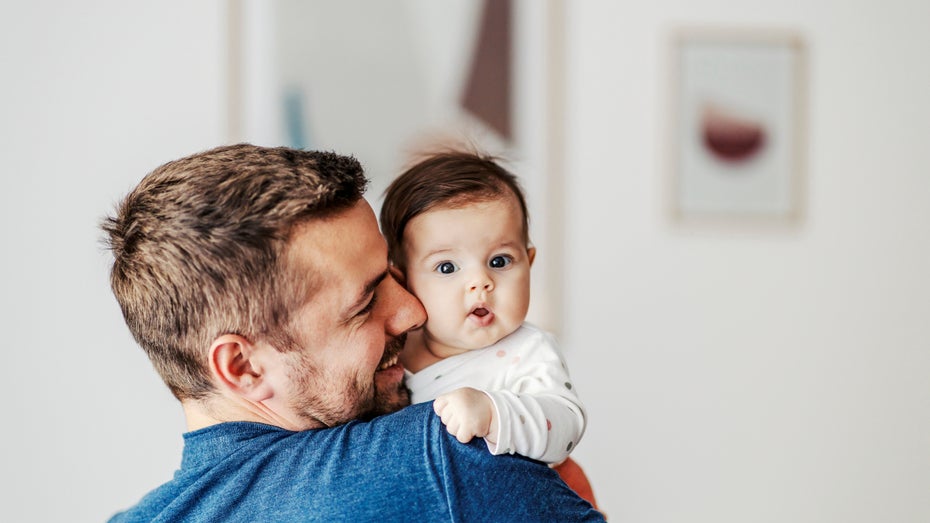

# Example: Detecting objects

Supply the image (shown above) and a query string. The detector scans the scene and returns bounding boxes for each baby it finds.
[380,150,586,465]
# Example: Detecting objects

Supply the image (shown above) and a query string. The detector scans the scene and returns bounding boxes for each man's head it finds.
[380,151,535,356]
[103,144,424,428]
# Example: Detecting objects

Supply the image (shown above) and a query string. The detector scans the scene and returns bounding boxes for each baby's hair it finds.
[380,150,530,270]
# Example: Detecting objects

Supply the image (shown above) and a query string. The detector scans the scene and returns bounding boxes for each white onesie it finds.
[405,323,586,464]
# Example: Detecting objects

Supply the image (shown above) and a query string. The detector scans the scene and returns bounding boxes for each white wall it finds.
[0,2,225,521]
[1,1,927,522]
[564,1,930,522]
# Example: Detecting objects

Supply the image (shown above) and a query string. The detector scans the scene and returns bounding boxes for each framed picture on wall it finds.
[668,27,807,225]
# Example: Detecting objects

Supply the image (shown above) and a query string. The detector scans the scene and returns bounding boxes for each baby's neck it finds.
[399,330,443,373]
[401,330,479,373]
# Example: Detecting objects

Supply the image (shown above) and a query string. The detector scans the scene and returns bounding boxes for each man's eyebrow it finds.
[344,270,388,318]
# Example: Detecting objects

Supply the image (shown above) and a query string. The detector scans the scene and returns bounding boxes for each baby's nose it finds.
[469,270,494,292]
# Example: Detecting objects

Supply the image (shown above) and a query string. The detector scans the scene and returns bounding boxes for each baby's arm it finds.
[484,388,585,463]
[484,331,587,464]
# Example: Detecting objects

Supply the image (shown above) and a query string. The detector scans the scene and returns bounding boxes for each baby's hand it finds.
[433,387,497,445]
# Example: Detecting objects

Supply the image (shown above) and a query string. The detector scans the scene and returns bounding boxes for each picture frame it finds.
[667,27,808,226]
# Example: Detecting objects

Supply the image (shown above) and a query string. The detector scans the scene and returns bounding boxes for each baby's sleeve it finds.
[482,331,587,464]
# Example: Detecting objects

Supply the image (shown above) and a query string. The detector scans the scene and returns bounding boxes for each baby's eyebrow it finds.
[488,241,526,253]
[420,247,454,261]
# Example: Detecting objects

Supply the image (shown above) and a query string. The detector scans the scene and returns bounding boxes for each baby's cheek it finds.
[420,291,455,319]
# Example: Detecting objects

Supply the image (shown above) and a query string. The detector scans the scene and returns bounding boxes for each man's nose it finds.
[384,273,425,335]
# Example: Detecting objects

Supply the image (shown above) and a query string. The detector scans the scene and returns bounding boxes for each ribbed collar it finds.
[179,422,290,471]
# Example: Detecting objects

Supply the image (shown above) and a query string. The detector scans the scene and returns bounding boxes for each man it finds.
[103,144,603,521]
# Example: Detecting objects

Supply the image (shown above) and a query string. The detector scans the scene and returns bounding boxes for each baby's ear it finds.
[527,246,537,266]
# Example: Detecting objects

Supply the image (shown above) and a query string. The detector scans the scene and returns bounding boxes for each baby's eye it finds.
[435,261,459,274]
[489,255,513,269]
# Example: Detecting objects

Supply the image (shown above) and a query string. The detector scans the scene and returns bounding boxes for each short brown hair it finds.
[380,151,530,270]
[101,144,367,401]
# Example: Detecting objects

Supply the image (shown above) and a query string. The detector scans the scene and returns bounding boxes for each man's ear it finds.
[527,246,537,266]
[209,334,273,402]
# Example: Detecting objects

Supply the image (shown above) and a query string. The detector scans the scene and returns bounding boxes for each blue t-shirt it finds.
[109,402,603,522]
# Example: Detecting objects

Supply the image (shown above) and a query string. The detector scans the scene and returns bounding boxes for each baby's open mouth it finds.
[472,307,490,317]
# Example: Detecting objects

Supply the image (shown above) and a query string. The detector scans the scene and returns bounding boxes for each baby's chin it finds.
[425,327,514,354]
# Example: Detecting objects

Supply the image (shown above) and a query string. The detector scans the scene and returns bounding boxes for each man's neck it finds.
[182,401,224,432]
[181,394,323,432]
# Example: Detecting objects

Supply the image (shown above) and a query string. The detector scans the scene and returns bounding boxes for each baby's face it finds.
[402,196,534,358]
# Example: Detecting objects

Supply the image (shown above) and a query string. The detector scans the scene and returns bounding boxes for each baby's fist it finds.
[433,387,495,444]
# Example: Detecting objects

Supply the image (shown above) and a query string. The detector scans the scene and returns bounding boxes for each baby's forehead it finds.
[425,192,528,240]
[429,191,521,215]
[407,197,526,245]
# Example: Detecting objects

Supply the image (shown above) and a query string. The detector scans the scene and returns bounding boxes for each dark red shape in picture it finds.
[701,104,766,163]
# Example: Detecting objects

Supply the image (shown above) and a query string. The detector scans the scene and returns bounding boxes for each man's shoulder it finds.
[338,402,445,452]
[108,404,450,522]
[364,404,536,469]
[355,401,437,432]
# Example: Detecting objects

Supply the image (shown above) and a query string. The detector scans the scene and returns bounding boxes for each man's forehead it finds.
[286,202,388,300]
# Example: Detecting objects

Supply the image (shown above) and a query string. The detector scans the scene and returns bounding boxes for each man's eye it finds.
[357,294,377,316]
[435,261,459,274]
[489,255,512,269]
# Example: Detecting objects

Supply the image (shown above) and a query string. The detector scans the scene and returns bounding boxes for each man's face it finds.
[265,200,426,429]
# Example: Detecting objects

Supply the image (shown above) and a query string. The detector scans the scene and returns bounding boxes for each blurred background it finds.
[1,1,928,521]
